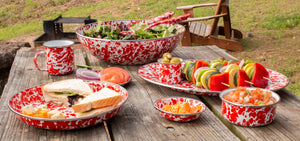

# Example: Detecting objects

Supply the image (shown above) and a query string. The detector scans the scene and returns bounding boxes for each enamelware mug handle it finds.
[34,51,47,72]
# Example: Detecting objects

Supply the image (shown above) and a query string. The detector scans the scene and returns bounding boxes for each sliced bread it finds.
[72,87,122,113]
[42,79,93,97]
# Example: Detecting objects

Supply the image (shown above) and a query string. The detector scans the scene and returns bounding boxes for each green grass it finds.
[50,0,69,6]
[0,20,43,41]
[288,82,300,96]
[261,14,300,30]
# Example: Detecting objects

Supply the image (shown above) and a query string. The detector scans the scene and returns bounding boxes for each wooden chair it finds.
[177,0,243,51]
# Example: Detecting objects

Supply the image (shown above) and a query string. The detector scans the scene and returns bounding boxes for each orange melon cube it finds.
[162,105,172,112]
[178,102,191,114]
[171,104,179,113]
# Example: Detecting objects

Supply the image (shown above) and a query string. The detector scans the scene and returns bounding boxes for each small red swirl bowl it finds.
[154,97,206,122]
[75,20,185,65]
[220,88,280,127]
[8,81,128,130]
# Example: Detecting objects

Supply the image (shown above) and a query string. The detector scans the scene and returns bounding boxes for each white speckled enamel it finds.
[76,20,185,65]
[158,62,182,84]
[34,43,74,75]
[220,88,280,127]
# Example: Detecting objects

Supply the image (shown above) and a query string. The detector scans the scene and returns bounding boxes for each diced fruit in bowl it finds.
[220,87,280,127]
[154,97,206,122]
[161,102,202,114]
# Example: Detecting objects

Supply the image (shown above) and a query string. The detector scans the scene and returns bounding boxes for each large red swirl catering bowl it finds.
[220,88,280,127]
[75,20,185,65]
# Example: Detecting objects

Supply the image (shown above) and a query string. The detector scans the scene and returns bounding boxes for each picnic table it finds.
[1,45,300,141]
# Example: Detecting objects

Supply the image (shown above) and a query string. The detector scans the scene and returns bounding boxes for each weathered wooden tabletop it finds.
[1,45,299,141]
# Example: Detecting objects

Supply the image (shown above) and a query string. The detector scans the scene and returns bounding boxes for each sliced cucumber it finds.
[55,91,77,96]
[186,62,196,82]
[234,72,238,87]
[215,64,223,71]
[54,92,64,95]
[182,61,192,75]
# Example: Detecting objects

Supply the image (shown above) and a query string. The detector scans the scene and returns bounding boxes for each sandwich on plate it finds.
[72,87,122,117]
[42,79,93,106]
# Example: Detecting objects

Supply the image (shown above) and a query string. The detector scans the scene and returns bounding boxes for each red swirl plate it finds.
[8,81,128,130]
[138,62,289,96]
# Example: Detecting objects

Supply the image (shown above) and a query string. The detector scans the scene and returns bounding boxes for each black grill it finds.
[32,15,97,47]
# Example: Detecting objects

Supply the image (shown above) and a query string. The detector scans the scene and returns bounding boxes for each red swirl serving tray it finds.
[138,62,289,96]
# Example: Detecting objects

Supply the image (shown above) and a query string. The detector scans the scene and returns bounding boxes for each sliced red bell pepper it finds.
[237,69,251,87]
[222,61,228,67]
[251,63,269,88]
[201,60,208,67]
[192,60,208,84]
[209,72,229,91]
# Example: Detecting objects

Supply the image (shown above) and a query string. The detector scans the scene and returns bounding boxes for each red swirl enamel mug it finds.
[34,40,75,75]
[158,59,182,85]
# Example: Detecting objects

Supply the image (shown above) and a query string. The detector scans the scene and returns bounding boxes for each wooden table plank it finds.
[0,47,109,141]
[174,46,300,141]
[87,45,240,141]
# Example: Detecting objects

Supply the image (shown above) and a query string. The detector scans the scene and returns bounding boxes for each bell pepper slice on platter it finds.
[209,72,229,91]
[237,69,251,87]
[251,63,269,88]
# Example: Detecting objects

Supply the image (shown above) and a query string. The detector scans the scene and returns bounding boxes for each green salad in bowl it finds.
[84,22,178,40]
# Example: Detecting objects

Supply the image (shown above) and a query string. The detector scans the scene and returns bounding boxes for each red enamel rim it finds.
[219,87,280,108]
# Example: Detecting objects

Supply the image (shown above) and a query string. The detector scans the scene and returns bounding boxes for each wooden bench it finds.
[177,0,244,51]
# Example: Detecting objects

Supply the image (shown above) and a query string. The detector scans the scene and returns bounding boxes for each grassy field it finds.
[0,0,299,96]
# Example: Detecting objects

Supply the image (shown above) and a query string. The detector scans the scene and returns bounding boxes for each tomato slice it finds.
[100,67,130,84]
[100,72,122,84]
